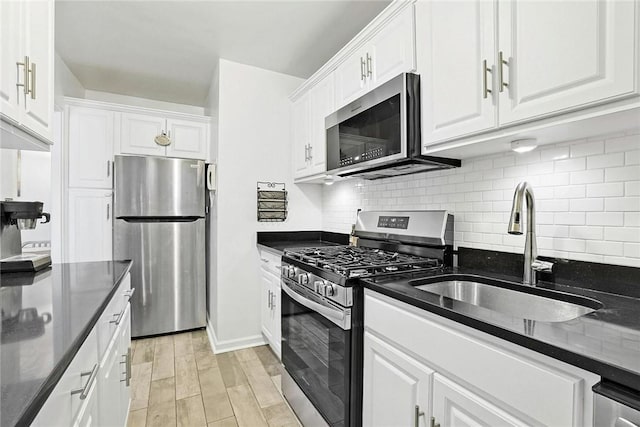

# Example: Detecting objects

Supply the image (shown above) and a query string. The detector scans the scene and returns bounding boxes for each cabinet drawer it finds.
[365,290,589,427]
[258,249,282,277]
[97,274,132,360]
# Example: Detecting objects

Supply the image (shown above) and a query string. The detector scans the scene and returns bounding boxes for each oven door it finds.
[281,280,351,427]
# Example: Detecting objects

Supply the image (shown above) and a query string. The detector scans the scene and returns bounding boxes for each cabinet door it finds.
[118,305,132,423]
[418,0,497,146]
[261,271,274,343]
[68,106,115,189]
[307,74,334,175]
[0,0,22,124]
[21,0,54,142]
[292,94,311,178]
[270,275,281,359]
[165,118,208,160]
[120,112,166,156]
[334,46,369,108]
[432,374,529,427]
[67,190,112,263]
[362,332,433,427]
[97,336,122,427]
[369,5,416,89]
[498,0,637,125]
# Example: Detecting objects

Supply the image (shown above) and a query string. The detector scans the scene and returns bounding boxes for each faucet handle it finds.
[531,259,554,273]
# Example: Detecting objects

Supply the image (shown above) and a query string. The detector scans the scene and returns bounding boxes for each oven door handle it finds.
[282,283,351,330]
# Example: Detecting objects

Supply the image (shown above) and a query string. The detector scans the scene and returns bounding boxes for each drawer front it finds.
[365,290,586,427]
[259,249,282,277]
[97,274,132,360]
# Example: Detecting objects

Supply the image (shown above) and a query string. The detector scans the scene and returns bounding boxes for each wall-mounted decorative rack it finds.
[257,182,287,222]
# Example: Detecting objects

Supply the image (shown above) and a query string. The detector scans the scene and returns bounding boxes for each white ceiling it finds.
[55,1,391,107]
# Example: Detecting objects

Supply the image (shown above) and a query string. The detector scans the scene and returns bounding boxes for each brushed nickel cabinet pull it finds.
[483,59,492,99]
[106,202,110,220]
[360,57,366,81]
[29,62,36,99]
[120,348,132,386]
[430,416,440,427]
[271,291,276,310]
[16,56,30,95]
[107,160,111,177]
[308,145,312,161]
[71,364,99,399]
[499,51,508,92]
[268,290,273,309]
[366,52,372,77]
[414,405,425,427]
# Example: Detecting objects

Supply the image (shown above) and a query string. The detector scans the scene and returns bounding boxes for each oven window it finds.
[326,94,401,170]
[282,288,350,426]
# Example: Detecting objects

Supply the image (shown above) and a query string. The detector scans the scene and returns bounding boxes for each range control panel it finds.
[377,216,410,230]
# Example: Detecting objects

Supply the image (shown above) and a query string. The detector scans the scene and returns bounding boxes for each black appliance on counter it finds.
[325,73,461,180]
[0,201,51,273]
[280,210,454,427]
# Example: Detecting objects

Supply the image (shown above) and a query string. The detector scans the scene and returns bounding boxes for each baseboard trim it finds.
[206,317,267,354]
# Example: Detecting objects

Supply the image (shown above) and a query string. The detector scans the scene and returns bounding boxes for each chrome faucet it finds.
[508,182,553,285]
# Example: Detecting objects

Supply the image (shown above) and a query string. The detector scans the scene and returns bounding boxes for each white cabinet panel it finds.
[21,0,54,142]
[260,268,281,359]
[433,374,528,427]
[0,0,22,124]
[165,118,208,160]
[418,0,497,146]
[308,75,334,175]
[369,5,416,89]
[120,112,166,156]
[261,272,274,345]
[68,106,115,189]
[67,189,112,263]
[292,93,311,178]
[118,306,132,421]
[498,0,637,124]
[363,331,433,427]
[334,46,369,108]
[97,336,122,427]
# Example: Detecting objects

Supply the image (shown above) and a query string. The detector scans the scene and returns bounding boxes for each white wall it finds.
[54,53,85,104]
[209,59,323,350]
[84,90,205,116]
[323,131,640,268]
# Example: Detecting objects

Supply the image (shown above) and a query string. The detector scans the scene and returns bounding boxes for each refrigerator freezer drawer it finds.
[114,155,205,218]
[114,218,206,337]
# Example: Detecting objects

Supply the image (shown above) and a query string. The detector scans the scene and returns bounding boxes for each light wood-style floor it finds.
[127,330,301,427]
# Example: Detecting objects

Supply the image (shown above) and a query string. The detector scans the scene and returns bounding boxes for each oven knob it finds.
[324,283,336,297]
[298,273,310,285]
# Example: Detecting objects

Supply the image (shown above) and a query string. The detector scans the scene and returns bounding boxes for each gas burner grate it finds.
[284,246,443,278]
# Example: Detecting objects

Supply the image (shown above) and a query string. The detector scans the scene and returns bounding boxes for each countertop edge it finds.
[257,243,283,256]
[16,260,133,427]
[363,281,640,393]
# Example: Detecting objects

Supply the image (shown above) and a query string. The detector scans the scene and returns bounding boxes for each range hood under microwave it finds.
[325,73,460,180]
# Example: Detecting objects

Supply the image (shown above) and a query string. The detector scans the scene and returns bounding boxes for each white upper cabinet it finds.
[497,0,637,124]
[307,74,334,175]
[418,0,497,144]
[0,0,54,143]
[292,93,311,179]
[68,106,115,189]
[335,5,416,108]
[119,112,209,159]
[67,189,112,263]
[165,118,209,160]
[120,112,167,157]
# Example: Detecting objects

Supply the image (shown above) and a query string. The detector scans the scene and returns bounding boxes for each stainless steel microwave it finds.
[325,73,460,180]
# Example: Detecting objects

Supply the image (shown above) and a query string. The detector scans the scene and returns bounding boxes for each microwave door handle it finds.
[282,283,349,329]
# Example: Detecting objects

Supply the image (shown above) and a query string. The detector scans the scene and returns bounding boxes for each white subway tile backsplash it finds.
[570,169,604,184]
[587,153,625,169]
[586,182,624,198]
[323,133,640,268]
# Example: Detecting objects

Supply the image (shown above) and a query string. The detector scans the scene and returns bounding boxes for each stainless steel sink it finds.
[415,280,601,322]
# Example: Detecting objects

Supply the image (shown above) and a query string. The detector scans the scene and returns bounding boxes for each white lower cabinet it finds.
[32,273,132,427]
[259,249,282,359]
[363,331,433,427]
[66,189,112,263]
[363,289,600,427]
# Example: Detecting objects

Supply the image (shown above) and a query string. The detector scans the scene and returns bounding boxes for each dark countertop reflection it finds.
[0,260,132,427]
[362,267,640,392]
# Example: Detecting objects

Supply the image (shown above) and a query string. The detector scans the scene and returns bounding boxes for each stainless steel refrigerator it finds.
[114,155,206,337]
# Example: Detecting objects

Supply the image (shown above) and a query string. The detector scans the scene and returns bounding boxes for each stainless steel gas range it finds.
[280,210,454,427]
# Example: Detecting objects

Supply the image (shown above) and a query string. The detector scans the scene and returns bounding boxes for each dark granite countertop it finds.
[362,266,640,392]
[257,231,349,255]
[0,260,132,427]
